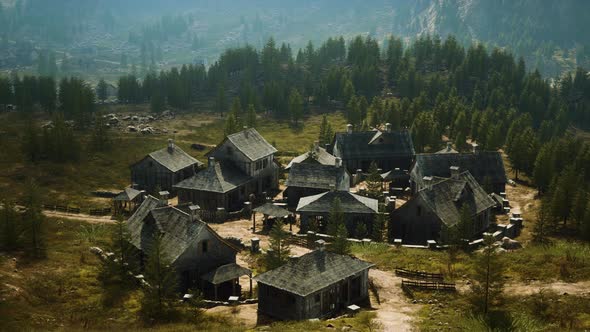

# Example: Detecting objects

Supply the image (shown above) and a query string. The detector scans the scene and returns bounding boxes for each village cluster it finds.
[111,122,514,321]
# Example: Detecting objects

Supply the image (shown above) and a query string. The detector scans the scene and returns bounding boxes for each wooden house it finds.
[284,160,350,207]
[175,128,279,211]
[331,123,415,173]
[131,139,202,193]
[126,195,251,298]
[285,141,337,170]
[296,191,378,235]
[410,147,507,194]
[390,170,497,245]
[254,241,373,320]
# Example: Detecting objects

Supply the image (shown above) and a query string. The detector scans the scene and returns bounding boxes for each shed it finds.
[284,162,350,207]
[255,243,373,320]
[113,187,143,215]
[201,263,253,300]
[296,191,378,236]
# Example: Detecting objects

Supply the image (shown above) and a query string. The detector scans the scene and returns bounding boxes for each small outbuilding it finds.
[131,139,202,193]
[285,141,337,170]
[284,160,350,207]
[113,187,144,215]
[254,241,373,320]
[296,191,379,235]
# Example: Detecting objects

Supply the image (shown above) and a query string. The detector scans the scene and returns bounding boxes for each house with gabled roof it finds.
[254,241,373,320]
[410,147,507,194]
[331,123,415,173]
[126,195,251,298]
[390,169,497,245]
[284,160,350,207]
[175,128,279,211]
[131,139,202,193]
[296,191,379,235]
[285,141,337,170]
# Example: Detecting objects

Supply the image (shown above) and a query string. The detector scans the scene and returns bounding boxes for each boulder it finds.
[127,125,137,132]
[501,237,522,250]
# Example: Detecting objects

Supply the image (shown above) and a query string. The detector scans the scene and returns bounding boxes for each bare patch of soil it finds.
[369,269,419,332]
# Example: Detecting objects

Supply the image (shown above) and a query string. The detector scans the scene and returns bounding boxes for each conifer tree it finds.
[22,179,45,259]
[366,161,382,198]
[140,233,178,322]
[0,199,20,251]
[266,222,291,269]
[532,198,552,245]
[330,223,350,255]
[470,235,505,314]
[246,103,257,128]
[327,198,344,236]
[372,213,387,242]
[288,88,303,126]
[97,79,108,103]
[90,113,112,152]
[224,112,240,136]
[216,84,226,117]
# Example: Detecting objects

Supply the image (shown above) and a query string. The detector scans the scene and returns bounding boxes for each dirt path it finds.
[205,303,258,329]
[370,269,419,332]
[503,280,590,297]
[43,210,115,224]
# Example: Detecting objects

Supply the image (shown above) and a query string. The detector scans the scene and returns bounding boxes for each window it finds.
[255,160,262,170]
[315,294,321,303]
[201,240,209,253]
[263,158,268,168]
[416,206,422,217]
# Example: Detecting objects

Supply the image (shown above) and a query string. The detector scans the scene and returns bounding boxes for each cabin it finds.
[131,139,202,193]
[390,169,497,245]
[410,147,507,194]
[296,191,379,235]
[331,123,415,173]
[285,141,337,170]
[175,128,279,211]
[126,195,251,298]
[284,160,350,207]
[254,241,373,320]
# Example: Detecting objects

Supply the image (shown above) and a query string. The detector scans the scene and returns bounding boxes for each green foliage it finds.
[354,222,368,240]
[470,235,505,314]
[266,222,291,269]
[246,103,257,128]
[371,213,386,242]
[366,161,382,198]
[58,77,95,128]
[288,88,303,125]
[318,115,334,146]
[330,223,350,255]
[22,179,46,259]
[0,199,20,251]
[326,198,344,236]
[411,112,440,152]
[97,79,108,102]
[224,112,240,136]
[90,113,112,152]
[140,233,179,323]
[532,199,552,245]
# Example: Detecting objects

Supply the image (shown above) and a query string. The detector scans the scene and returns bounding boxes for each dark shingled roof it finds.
[126,196,238,263]
[417,171,496,226]
[286,146,337,169]
[201,263,251,285]
[174,161,252,194]
[411,152,507,190]
[253,203,291,218]
[147,145,202,172]
[114,187,142,201]
[286,163,349,191]
[126,196,206,262]
[216,128,277,161]
[255,250,373,296]
[297,191,378,214]
[333,129,415,160]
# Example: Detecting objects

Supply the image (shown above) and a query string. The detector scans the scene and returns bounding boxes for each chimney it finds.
[335,157,342,168]
[450,166,460,179]
[208,156,216,169]
[158,191,170,206]
[188,205,200,222]
[422,176,433,190]
[325,143,331,152]
[446,141,453,151]
[167,139,175,153]
[346,124,353,134]
[315,239,326,252]
[472,143,480,154]
[385,123,392,133]
[329,184,336,192]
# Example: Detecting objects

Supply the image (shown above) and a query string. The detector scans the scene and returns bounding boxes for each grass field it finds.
[0,108,347,207]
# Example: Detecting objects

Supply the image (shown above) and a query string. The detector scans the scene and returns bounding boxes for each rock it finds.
[131,115,139,121]
[122,115,131,121]
[191,143,206,151]
[127,125,137,132]
[326,323,335,328]
[466,281,471,285]
[501,237,522,250]
[412,299,417,304]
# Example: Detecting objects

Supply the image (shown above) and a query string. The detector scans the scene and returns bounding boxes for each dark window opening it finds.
[416,206,422,217]
[201,240,209,253]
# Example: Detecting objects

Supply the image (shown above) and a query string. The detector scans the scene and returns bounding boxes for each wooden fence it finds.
[395,268,444,281]
[42,204,110,216]
[401,279,456,292]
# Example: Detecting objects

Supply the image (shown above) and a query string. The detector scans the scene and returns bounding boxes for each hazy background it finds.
[0,0,588,80]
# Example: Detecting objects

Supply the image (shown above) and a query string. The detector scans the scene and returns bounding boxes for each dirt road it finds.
[43,210,115,224]
[370,269,419,332]
[503,280,590,297]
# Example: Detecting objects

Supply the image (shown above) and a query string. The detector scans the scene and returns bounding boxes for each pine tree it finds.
[288,88,303,126]
[327,198,344,236]
[581,201,590,242]
[150,91,164,113]
[246,103,257,128]
[532,198,552,245]
[22,120,41,163]
[140,233,178,322]
[97,79,108,102]
[216,84,226,117]
[266,222,291,269]
[457,204,473,241]
[0,199,20,251]
[355,222,368,239]
[371,213,386,242]
[532,143,555,194]
[366,161,382,197]
[550,166,580,226]
[470,235,505,314]
[90,113,112,152]
[330,223,350,255]
[224,112,240,136]
[22,179,45,259]
[318,115,328,145]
